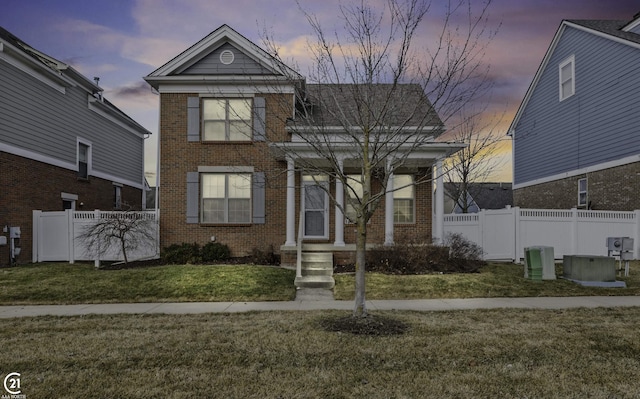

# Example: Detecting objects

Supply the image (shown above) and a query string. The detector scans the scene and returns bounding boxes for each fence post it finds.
[32,210,41,262]
[94,209,101,268]
[67,209,75,264]
[635,210,640,260]
[478,209,485,258]
[571,208,578,255]
[513,207,520,263]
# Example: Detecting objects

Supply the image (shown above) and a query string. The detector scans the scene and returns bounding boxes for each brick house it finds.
[144,25,463,274]
[509,12,640,210]
[0,27,150,265]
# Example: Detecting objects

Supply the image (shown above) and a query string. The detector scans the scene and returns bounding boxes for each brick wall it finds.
[159,93,436,257]
[159,93,290,257]
[0,151,143,265]
[514,162,640,210]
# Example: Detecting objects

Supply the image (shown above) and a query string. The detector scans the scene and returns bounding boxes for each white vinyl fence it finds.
[33,209,159,263]
[444,207,640,261]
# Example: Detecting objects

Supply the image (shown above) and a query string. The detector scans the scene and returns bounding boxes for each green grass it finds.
[2,308,640,398]
[0,263,296,304]
[1,261,639,305]
[334,261,640,300]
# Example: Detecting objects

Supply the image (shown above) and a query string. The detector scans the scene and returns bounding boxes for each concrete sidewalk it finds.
[1,296,639,318]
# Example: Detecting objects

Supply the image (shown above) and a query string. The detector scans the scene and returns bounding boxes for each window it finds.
[393,175,414,223]
[78,142,90,179]
[559,55,575,101]
[202,98,252,141]
[201,173,251,223]
[114,185,122,210]
[344,175,363,223]
[578,178,587,207]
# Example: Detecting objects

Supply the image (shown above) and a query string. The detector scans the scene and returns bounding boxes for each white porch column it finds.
[285,157,296,246]
[384,160,394,246]
[334,158,345,246]
[434,159,445,244]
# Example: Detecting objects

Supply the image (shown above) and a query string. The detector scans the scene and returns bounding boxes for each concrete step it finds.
[295,275,335,289]
[301,267,333,277]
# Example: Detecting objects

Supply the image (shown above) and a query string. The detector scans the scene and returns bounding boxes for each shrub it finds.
[366,243,450,275]
[249,245,280,265]
[161,243,202,265]
[201,242,231,262]
[443,233,485,273]
[361,233,485,275]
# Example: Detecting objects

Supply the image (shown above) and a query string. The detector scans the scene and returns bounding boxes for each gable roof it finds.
[292,83,444,132]
[145,24,302,87]
[508,14,640,136]
[0,25,151,136]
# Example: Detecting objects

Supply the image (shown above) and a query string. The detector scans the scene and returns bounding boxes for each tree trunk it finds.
[353,218,367,317]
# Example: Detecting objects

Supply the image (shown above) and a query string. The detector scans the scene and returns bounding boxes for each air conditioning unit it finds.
[524,246,556,280]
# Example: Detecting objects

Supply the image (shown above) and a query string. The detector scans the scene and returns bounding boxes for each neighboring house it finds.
[0,27,150,265]
[444,182,513,213]
[144,24,463,267]
[509,12,640,210]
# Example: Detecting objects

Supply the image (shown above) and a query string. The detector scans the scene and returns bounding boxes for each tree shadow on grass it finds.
[319,314,409,336]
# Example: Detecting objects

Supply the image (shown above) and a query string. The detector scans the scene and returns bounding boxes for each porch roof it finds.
[270,140,466,168]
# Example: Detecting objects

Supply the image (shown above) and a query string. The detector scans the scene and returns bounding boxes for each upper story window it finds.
[393,175,415,223]
[203,98,253,141]
[114,184,122,210]
[559,55,575,101]
[201,173,252,223]
[578,178,587,207]
[77,141,91,179]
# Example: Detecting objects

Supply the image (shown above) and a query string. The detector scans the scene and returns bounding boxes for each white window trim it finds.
[577,177,588,207]
[113,183,123,210]
[393,175,416,224]
[61,192,78,211]
[77,138,92,179]
[200,173,252,224]
[302,174,330,239]
[559,55,575,102]
[201,98,253,142]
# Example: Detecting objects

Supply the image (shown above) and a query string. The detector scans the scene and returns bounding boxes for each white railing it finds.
[443,207,640,261]
[296,210,303,279]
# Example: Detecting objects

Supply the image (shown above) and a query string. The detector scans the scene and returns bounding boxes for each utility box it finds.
[524,246,556,280]
[563,255,615,282]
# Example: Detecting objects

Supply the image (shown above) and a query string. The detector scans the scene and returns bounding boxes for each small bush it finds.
[201,242,231,262]
[161,243,202,264]
[361,233,485,275]
[366,243,450,275]
[250,245,280,265]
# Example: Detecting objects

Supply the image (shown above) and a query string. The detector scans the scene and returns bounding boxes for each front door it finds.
[303,175,329,239]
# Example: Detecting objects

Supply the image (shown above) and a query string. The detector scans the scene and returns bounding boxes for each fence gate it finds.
[33,210,71,261]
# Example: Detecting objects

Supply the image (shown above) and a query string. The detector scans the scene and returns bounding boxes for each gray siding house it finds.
[0,26,150,264]
[509,12,640,211]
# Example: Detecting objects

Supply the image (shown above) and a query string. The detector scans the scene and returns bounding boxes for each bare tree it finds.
[261,0,496,317]
[79,209,157,266]
[445,107,507,213]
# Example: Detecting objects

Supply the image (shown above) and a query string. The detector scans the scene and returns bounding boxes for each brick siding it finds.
[159,93,436,258]
[514,162,640,211]
[0,151,142,265]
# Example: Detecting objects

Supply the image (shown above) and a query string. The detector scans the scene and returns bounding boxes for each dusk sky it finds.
[1,0,638,184]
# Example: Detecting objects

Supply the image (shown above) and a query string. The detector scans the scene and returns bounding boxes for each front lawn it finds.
[1,261,638,305]
[0,263,296,304]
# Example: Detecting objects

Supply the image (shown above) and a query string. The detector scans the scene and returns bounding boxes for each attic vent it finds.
[220,50,235,65]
